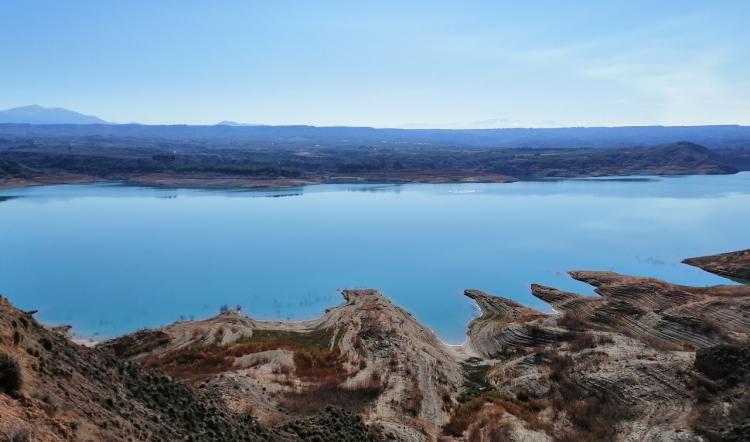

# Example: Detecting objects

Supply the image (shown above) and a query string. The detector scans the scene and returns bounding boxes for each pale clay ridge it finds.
[105,289,464,442]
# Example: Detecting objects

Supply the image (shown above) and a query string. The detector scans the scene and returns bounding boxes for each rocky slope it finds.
[0,296,373,441]
[457,273,750,441]
[3,250,750,441]
[683,249,750,281]
[100,289,463,441]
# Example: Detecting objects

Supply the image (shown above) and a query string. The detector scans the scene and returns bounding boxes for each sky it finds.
[1,1,749,127]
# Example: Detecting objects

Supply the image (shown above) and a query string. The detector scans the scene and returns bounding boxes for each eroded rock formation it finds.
[0,296,373,441]
[453,256,750,441]
[683,249,750,281]
[100,289,463,441]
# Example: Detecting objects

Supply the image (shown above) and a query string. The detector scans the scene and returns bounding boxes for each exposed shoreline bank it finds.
[1,172,518,191]
[2,168,745,192]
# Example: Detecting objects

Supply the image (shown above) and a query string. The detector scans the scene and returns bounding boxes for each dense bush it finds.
[0,353,22,394]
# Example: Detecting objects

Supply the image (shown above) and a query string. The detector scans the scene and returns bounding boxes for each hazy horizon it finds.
[3,104,750,129]
[2,1,749,128]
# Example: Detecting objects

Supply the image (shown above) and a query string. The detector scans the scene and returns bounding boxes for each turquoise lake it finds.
[1,173,749,343]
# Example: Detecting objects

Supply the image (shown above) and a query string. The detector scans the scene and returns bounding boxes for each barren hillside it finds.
[0,297,373,441]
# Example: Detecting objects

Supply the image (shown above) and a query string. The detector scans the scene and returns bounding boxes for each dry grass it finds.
[237,327,337,352]
[4,426,30,442]
[546,353,574,383]
[403,380,424,417]
[142,327,343,383]
[596,334,615,345]
[558,312,588,331]
[541,349,630,441]
[293,348,347,382]
[568,332,597,352]
[640,335,685,351]
[440,387,452,408]
[447,342,628,439]
[388,354,399,369]
[104,330,172,358]
[443,395,489,436]
[578,350,610,371]
[443,392,553,438]
[272,364,292,375]
[224,339,291,357]
[280,372,383,414]
[352,334,365,354]
[141,346,233,382]
[467,409,512,442]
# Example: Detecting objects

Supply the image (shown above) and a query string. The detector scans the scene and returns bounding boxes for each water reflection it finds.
[0,172,749,342]
[553,177,658,182]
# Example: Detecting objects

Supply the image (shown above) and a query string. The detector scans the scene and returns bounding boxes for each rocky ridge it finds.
[0,296,373,441]
[459,269,750,441]
[683,249,750,281]
[100,289,463,441]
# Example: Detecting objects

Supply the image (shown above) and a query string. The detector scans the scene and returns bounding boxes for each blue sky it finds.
[1,1,749,127]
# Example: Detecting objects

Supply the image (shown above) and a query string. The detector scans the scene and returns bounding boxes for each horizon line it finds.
[1,121,749,130]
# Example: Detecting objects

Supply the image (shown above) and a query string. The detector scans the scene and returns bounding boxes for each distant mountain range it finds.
[1,105,749,149]
[0,105,108,125]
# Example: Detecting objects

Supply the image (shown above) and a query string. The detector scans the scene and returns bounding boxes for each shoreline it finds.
[33,265,746,350]
[1,169,743,192]
[46,290,479,348]
[0,172,517,191]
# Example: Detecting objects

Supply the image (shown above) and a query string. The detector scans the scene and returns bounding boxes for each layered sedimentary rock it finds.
[0,296,374,441]
[683,249,750,281]
[534,271,750,348]
[457,264,750,441]
[101,289,463,442]
[464,289,561,358]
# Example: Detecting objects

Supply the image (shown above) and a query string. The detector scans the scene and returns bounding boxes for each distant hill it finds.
[0,122,749,149]
[216,120,260,127]
[0,105,108,124]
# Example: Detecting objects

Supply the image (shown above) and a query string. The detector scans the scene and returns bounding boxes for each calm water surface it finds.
[1,173,749,343]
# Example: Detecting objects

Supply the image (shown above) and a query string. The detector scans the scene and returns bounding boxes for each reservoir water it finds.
[1,173,749,343]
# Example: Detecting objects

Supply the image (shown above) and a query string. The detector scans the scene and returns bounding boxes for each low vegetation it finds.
[281,373,383,415]
[0,353,22,395]
[0,132,742,186]
[567,332,597,352]
[443,391,551,437]
[444,346,631,440]
[240,327,340,352]
[403,380,424,417]
[3,426,30,442]
[142,327,342,383]
[458,357,492,402]
[689,343,750,441]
